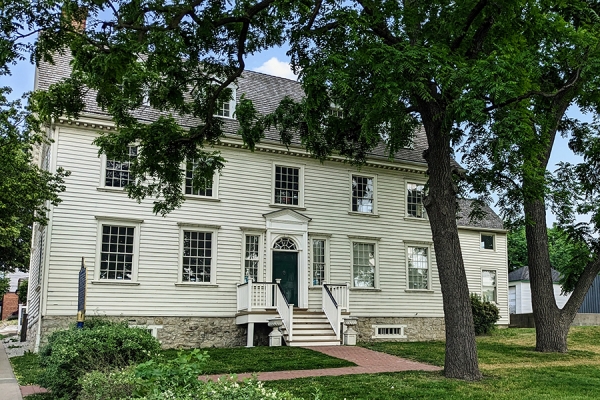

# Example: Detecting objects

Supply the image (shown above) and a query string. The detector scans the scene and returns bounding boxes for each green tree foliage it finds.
[0,0,70,273]
[463,1,600,352]
[30,0,597,379]
[0,276,9,298]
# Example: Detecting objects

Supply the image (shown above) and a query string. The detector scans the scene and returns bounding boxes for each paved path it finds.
[201,345,441,381]
[0,341,23,400]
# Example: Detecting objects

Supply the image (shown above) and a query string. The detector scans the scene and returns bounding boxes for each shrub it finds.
[470,293,500,335]
[17,279,28,304]
[78,368,138,400]
[39,320,160,399]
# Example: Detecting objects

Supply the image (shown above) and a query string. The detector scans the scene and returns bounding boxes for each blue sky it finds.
[1,47,592,226]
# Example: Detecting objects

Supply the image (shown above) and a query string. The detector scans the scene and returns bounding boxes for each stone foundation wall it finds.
[37,316,264,349]
[356,317,446,342]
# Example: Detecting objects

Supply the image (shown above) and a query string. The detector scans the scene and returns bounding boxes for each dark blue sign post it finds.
[77,257,87,329]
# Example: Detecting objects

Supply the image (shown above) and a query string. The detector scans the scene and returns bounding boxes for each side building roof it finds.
[508,266,562,283]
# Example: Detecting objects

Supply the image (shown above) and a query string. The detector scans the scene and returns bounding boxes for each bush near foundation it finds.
[470,293,500,335]
[38,320,160,399]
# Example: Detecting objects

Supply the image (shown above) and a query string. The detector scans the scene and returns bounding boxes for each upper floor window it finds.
[274,165,301,206]
[482,270,497,302]
[407,182,426,218]
[407,246,429,290]
[481,234,495,250]
[105,146,138,188]
[185,159,214,197]
[352,175,374,213]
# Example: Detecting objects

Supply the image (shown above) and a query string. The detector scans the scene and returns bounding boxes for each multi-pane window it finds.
[100,225,135,280]
[105,146,138,188]
[330,107,343,118]
[482,270,497,302]
[312,239,326,286]
[407,183,426,218]
[407,246,429,289]
[274,166,300,205]
[185,159,213,196]
[182,231,212,283]
[352,242,375,287]
[215,100,230,117]
[481,234,495,250]
[352,175,374,213]
[244,235,260,282]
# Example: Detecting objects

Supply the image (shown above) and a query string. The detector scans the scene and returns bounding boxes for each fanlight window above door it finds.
[273,237,297,250]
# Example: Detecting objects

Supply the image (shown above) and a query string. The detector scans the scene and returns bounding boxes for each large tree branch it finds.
[562,257,600,319]
[450,0,488,51]
[483,68,581,112]
[356,0,401,46]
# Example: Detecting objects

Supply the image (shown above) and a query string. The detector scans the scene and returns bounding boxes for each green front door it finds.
[273,251,298,306]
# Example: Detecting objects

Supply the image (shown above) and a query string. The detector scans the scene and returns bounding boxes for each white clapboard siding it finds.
[458,229,509,324]
[41,124,507,321]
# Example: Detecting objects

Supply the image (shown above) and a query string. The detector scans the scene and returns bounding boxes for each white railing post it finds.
[247,280,253,312]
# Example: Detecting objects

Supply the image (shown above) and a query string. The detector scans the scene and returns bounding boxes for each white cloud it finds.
[253,57,298,80]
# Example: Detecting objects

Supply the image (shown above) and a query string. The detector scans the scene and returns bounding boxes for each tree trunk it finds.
[421,112,482,380]
[523,198,568,351]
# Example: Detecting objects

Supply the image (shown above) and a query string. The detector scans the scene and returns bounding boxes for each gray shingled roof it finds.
[508,266,562,283]
[456,198,504,230]
[35,54,429,165]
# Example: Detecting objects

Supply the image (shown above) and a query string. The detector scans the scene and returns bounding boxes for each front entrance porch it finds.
[236,281,350,347]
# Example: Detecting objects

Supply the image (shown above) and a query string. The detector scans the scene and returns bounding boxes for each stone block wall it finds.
[356,317,446,342]
[35,315,268,349]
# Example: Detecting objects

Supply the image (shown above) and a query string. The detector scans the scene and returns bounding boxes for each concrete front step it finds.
[287,340,341,347]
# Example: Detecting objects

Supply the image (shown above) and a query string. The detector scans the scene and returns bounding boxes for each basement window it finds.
[372,324,407,339]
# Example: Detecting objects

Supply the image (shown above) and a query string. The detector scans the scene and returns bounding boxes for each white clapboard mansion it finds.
[26,53,509,350]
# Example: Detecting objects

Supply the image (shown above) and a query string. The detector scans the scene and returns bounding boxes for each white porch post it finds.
[246,322,254,347]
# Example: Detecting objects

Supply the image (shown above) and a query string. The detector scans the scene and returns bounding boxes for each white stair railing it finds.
[237,281,279,311]
[327,283,350,311]
[275,279,294,342]
[322,284,341,340]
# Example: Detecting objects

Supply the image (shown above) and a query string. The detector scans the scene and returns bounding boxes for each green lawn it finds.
[11,327,600,399]
[264,326,600,399]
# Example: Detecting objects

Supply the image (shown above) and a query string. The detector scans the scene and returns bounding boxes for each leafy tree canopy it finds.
[0,0,70,272]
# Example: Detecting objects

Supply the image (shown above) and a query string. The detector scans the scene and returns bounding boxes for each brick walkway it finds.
[201,346,441,382]
[20,385,48,397]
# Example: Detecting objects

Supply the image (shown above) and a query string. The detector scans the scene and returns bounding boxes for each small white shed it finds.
[508,266,571,314]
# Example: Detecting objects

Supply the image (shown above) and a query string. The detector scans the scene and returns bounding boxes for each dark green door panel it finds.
[273,251,298,306]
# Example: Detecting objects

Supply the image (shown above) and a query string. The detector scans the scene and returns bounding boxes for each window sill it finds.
[184,195,220,202]
[348,211,379,217]
[269,204,306,211]
[175,283,219,288]
[350,287,381,292]
[91,280,140,286]
[404,289,434,293]
[404,216,429,222]
[97,187,127,193]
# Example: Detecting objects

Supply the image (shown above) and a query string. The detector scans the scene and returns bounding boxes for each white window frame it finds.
[177,225,218,285]
[405,180,427,219]
[94,217,142,284]
[482,269,498,303]
[405,243,432,292]
[349,173,377,215]
[240,230,264,283]
[310,236,330,287]
[350,238,379,289]
[271,162,305,208]
[480,233,496,251]
[99,145,139,190]
[183,158,219,200]
[214,85,237,119]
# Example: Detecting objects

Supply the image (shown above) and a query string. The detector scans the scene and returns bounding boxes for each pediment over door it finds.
[263,209,312,227]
